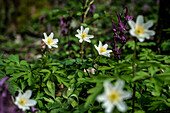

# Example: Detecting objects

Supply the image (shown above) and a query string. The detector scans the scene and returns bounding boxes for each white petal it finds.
[114,80,125,91]
[84,38,91,43]
[94,45,99,52]
[107,50,112,53]
[145,35,150,39]
[104,81,113,95]
[52,44,58,48]
[145,30,155,36]
[21,106,30,111]
[137,37,145,42]
[103,44,108,50]
[47,45,52,49]
[81,26,84,33]
[87,35,94,39]
[44,41,50,47]
[43,33,48,40]
[79,39,83,43]
[77,29,81,34]
[120,91,132,100]
[42,39,46,43]
[75,34,82,39]
[53,39,58,43]
[103,102,115,113]
[49,32,54,39]
[129,29,136,37]
[116,101,127,112]
[23,90,32,99]
[96,94,107,102]
[143,21,153,29]
[128,20,135,29]
[104,53,110,57]
[84,28,89,34]
[25,99,37,106]
[99,41,102,48]
[16,90,22,100]
[136,15,144,27]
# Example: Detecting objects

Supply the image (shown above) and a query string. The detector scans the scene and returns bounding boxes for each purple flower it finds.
[31,106,39,113]
[0,77,24,113]
[112,6,133,59]
[58,9,73,36]
[89,4,96,15]
[143,3,149,11]
[0,77,9,88]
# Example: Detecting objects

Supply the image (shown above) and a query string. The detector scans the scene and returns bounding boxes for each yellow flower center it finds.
[135,26,144,35]
[47,38,53,45]
[109,92,119,102]
[100,47,106,53]
[18,98,27,106]
[81,33,87,38]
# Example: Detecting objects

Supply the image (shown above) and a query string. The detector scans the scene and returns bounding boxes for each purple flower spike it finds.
[0,77,9,88]
[31,106,39,113]
[89,4,96,15]
[112,6,133,59]
[2,82,9,98]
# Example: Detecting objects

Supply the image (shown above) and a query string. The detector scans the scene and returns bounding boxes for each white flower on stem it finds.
[14,90,37,111]
[97,80,132,113]
[94,41,112,57]
[75,26,94,43]
[128,15,155,42]
[42,32,58,48]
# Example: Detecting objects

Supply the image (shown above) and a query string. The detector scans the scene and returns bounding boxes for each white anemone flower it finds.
[94,41,112,57]
[97,80,132,113]
[42,32,58,48]
[128,15,155,42]
[14,90,37,111]
[75,26,94,43]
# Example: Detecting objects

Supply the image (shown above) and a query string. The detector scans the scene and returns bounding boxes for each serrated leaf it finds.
[9,72,28,81]
[132,71,150,81]
[43,97,54,103]
[85,83,103,107]
[27,73,33,86]
[8,54,19,64]
[44,81,55,99]
[40,69,51,81]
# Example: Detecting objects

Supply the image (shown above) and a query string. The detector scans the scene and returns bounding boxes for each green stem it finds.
[132,38,137,113]
[80,0,94,61]
[80,42,84,60]
[97,55,100,74]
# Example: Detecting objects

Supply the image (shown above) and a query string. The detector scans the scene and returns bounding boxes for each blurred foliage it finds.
[0,0,170,113]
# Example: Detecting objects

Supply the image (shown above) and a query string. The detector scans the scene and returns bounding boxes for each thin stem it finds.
[132,38,137,113]
[80,42,84,60]
[97,55,100,74]
[80,0,94,60]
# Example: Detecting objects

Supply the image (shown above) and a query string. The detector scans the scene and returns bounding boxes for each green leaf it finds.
[98,66,114,71]
[40,69,51,81]
[93,13,99,19]
[132,71,150,81]
[85,83,103,107]
[9,72,28,81]
[0,71,6,80]
[78,70,84,78]
[8,54,20,64]
[44,81,55,100]
[135,110,145,113]
[43,97,54,103]
[27,73,33,86]
[155,71,170,81]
